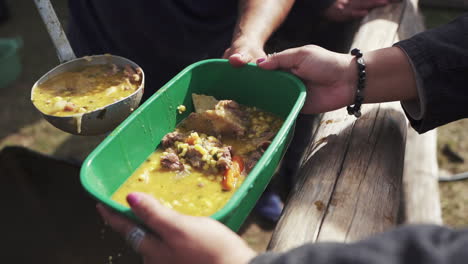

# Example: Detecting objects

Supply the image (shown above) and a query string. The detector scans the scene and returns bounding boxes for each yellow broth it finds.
[112,106,283,216]
[112,151,245,216]
[32,64,140,116]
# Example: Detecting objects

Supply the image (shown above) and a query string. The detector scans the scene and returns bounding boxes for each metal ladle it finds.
[31,0,145,135]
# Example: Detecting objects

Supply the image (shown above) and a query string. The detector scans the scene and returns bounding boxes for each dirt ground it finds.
[437,119,468,228]
[0,1,467,262]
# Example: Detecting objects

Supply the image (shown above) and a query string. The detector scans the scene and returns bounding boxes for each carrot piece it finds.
[186,137,196,145]
[222,156,243,191]
[232,155,244,172]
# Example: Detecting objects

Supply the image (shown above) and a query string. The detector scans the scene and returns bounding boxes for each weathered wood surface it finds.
[395,0,443,225]
[268,0,435,252]
[402,129,443,224]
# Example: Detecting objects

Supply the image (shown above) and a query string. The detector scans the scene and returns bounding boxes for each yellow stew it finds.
[112,101,283,216]
[32,64,141,117]
[112,151,246,216]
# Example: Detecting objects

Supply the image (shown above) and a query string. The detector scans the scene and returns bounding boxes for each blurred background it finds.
[0,0,466,263]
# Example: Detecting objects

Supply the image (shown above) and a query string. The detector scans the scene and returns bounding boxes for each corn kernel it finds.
[177,105,186,114]
[194,144,207,155]
[180,148,188,157]
[210,147,219,155]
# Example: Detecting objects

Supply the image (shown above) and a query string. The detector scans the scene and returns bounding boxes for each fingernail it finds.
[257,58,266,64]
[127,193,141,207]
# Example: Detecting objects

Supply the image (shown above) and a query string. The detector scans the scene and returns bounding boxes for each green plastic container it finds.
[0,38,22,89]
[80,59,306,231]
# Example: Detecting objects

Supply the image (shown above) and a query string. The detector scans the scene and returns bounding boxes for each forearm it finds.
[346,46,418,105]
[233,0,295,46]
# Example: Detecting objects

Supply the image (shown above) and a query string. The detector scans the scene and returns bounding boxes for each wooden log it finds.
[394,0,443,225]
[402,129,443,224]
[268,0,430,252]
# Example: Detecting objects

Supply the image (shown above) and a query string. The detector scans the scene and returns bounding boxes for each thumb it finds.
[229,52,253,67]
[256,47,305,71]
[127,192,185,240]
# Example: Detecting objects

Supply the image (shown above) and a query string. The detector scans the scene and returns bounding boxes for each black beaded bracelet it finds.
[346,48,366,118]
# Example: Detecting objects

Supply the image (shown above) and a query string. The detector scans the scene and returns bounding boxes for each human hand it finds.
[96,192,256,264]
[257,45,356,114]
[223,37,266,67]
[324,0,398,22]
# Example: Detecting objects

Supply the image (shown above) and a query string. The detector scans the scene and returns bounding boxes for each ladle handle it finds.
[33,0,76,62]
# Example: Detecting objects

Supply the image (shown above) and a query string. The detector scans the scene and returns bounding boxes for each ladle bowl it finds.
[31,55,145,135]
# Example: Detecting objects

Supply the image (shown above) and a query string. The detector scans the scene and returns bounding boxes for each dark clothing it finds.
[68,0,335,100]
[252,225,468,264]
[252,13,468,264]
[396,14,468,133]
[68,0,238,100]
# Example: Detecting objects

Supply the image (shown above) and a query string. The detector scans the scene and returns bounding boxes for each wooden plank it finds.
[402,129,443,224]
[268,1,413,251]
[268,111,357,251]
[351,3,404,51]
[394,0,443,224]
[317,103,406,242]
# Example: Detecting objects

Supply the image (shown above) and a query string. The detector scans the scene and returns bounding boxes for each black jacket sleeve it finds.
[251,225,468,264]
[394,14,468,133]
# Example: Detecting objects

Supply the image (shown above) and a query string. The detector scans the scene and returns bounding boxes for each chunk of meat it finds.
[185,146,204,169]
[180,113,216,136]
[181,100,248,136]
[123,65,136,77]
[161,131,185,148]
[161,153,184,171]
[63,102,77,112]
[123,65,141,83]
[106,64,119,75]
[216,146,232,171]
[206,100,248,136]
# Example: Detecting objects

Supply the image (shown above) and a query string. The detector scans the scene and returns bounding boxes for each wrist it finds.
[343,54,359,106]
[231,32,264,49]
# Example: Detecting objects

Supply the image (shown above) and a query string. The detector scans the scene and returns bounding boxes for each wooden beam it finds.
[402,129,443,224]
[268,1,411,251]
[395,0,443,225]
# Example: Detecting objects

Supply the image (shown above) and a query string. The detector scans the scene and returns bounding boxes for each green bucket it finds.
[80,59,306,231]
[0,38,22,89]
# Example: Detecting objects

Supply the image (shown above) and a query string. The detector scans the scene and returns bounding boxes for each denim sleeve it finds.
[251,225,468,264]
[394,14,468,133]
